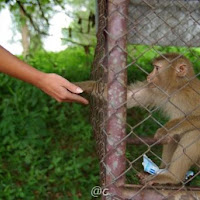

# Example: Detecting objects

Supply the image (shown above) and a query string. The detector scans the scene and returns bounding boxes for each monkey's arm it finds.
[127,81,156,109]
[74,80,107,100]
[154,116,200,141]
[74,80,157,109]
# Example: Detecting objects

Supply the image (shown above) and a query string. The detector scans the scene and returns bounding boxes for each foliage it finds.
[62,0,96,52]
[1,45,200,199]
[1,0,58,53]
[0,47,99,199]
[0,0,96,55]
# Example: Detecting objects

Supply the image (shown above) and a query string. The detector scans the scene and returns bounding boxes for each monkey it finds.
[75,53,200,185]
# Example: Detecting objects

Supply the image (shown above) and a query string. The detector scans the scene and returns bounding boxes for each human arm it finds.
[0,46,88,104]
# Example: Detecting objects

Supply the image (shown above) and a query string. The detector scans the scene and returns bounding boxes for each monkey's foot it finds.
[141,173,181,185]
[140,177,155,186]
[137,172,152,184]
[137,172,149,180]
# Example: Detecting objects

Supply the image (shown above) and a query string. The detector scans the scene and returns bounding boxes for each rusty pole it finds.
[104,0,128,198]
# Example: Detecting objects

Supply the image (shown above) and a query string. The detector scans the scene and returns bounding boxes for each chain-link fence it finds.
[91,0,200,199]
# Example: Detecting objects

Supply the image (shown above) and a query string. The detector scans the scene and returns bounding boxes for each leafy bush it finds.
[0,47,99,199]
[1,46,200,199]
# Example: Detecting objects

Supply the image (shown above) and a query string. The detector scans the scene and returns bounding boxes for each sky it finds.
[0,7,71,55]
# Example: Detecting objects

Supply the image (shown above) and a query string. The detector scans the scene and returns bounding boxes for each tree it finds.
[0,0,63,56]
[60,0,96,54]
[0,0,96,56]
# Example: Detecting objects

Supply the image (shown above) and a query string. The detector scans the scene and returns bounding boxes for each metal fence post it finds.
[104,0,128,198]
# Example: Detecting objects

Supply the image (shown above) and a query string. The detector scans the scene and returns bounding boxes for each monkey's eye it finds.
[154,65,160,71]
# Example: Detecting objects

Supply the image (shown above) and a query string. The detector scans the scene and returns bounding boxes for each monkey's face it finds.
[147,61,174,90]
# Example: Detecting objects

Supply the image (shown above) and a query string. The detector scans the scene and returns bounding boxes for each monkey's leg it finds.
[159,143,177,169]
[154,116,200,141]
[138,143,177,183]
[154,118,182,143]
[144,130,200,185]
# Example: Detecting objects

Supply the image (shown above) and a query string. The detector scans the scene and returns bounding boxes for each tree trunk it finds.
[20,7,30,57]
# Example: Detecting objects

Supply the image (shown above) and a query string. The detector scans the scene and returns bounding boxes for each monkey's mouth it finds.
[148,83,156,88]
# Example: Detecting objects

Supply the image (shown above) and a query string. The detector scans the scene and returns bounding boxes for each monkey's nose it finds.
[147,76,155,88]
[147,76,152,83]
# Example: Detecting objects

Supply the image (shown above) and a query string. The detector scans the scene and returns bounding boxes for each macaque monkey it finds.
[75,53,200,185]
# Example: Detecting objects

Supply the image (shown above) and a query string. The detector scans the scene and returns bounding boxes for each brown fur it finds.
[75,53,200,185]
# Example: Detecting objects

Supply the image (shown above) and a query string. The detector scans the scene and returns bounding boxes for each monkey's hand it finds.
[154,128,180,144]
[74,81,96,94]
[74,81,107,100]
[154,128,168,140]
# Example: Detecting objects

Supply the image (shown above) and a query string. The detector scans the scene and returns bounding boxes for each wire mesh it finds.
[92,0,200,199]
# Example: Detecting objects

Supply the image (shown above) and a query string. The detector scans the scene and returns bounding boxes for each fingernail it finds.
[76,87,83,93]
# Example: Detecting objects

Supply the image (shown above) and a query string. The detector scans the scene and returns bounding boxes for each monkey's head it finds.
[147,53,195,91]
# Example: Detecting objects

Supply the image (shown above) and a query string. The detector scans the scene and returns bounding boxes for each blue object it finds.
[185,171,194,180]
[142,154,159,175]
[142,154,194,180]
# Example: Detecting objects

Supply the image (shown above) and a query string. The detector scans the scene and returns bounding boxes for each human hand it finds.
[38,73,89,104]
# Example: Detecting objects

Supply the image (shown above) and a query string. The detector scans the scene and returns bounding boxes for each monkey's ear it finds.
[176,64,188,77]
